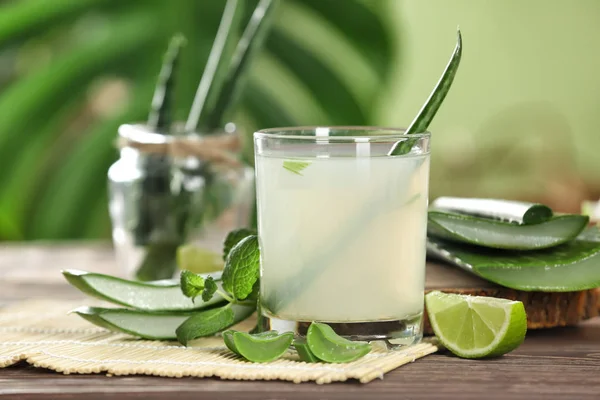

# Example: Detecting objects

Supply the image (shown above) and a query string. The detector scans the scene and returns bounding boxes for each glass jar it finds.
[108,123,254,280]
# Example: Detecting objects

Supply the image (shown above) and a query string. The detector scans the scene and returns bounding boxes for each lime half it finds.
[177,245,224,274]
[425,291,527,359]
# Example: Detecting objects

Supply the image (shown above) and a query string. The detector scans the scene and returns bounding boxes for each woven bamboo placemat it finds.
[0,300,438,384]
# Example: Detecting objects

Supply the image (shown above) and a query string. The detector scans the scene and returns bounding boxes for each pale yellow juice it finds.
[256,153,429,323]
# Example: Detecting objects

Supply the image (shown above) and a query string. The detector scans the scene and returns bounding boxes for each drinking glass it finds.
[254,127,430,346]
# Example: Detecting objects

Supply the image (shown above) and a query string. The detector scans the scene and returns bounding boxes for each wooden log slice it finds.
[423,261,600,335]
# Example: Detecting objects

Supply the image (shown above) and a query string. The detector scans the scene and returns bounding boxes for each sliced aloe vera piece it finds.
[427,228,600,291]
[176,304,255,346]
[428,211,588,250]
[293,338,319,363]
[223,330,293,363]
[71,306,194,340]
[430,197,553,225]
[62,269,225,311]
[306,322,371,363]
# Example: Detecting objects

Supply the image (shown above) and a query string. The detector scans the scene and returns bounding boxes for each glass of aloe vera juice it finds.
[254,127,430,345]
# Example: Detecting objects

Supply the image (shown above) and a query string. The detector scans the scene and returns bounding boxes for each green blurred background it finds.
[0,0,598,241]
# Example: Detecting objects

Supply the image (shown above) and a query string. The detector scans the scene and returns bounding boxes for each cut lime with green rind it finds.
[224,330,293,363]
[427,227,600,292]
[177,245,224,274]
[71,306,194,340]
[306,322,371,363]
[428,211,588,250]
[293,338,320,363]
[176,304,255,346]
[62,269,225,311]
[425,291,527,359]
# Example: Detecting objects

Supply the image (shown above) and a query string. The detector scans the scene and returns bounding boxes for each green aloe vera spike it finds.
[293,338,320,363]
[185,0,245,133]
[389,29,462,156]
[205,0,279,131]
[430,197,553,225]
[71,306,195,341]
[428,211,588,250]
[426,227,600,292]
[148,34,186,131]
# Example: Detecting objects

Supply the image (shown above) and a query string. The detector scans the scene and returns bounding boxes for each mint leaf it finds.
[223,228,256,260]
[180,270,205,302]
[202,276,218,302]
[176,305,234,346]
[222,235,260,301]
[283,160,311,175]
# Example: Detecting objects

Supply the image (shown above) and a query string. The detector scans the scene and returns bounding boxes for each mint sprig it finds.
[180,270,205,303]
[223,228,256,260]
[201,276,218,302]
[221,235,260,301]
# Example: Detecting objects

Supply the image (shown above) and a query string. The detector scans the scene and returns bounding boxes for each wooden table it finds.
[1,243,600,399]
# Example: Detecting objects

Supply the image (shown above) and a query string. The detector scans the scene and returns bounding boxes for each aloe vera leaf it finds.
[428,211,589,250]
[62,269,225,311]
[0,0,116,46]
[294,0,393,80]
[389,29,462,156]
[265,29,366,125]
[293,338,319,363]
[426,228,600,292]
[306,322,371,363]
[185,0,245,133]
[430,197,553,225]
[228,330,293,363]
[176,304,255,345]
[0,12,159,193]
[71,306,195,340]
[206,0,279,131]
[148,34,186,131]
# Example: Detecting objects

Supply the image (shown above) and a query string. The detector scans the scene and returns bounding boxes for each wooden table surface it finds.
[1,243,600,399]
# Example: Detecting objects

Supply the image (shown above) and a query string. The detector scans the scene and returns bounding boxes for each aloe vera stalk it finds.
[388,29,462,156]
[185,0,245,133]
[430,197,553,225]
[133,35,186,281]
[148,34,186,130]
[62,269,225,311]
[428,211,588,250]
[427,227,600,292]
[206,0,279,131]
[71,306,195,340]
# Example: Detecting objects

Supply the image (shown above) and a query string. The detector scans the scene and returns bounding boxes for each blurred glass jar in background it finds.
[108,123,254,281]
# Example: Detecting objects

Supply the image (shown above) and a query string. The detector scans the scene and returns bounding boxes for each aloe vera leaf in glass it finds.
[71,306,195,341]
[62,269,225,311]
[426,228,600,291]
[206,0,279,131]
[176,303,255,345]
[132,35,185,281]
[428,211,588,250]
[388,29,462,156]
[430,197,553,225]
[185,0,245,133]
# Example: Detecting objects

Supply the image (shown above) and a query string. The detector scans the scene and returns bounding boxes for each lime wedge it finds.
[177,245,224,274]
[425,291,527,359]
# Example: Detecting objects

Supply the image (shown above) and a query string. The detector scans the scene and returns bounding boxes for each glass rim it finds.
[254,126,431,141]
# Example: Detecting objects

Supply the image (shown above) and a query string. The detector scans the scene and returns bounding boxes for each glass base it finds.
[260,311,423,348]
